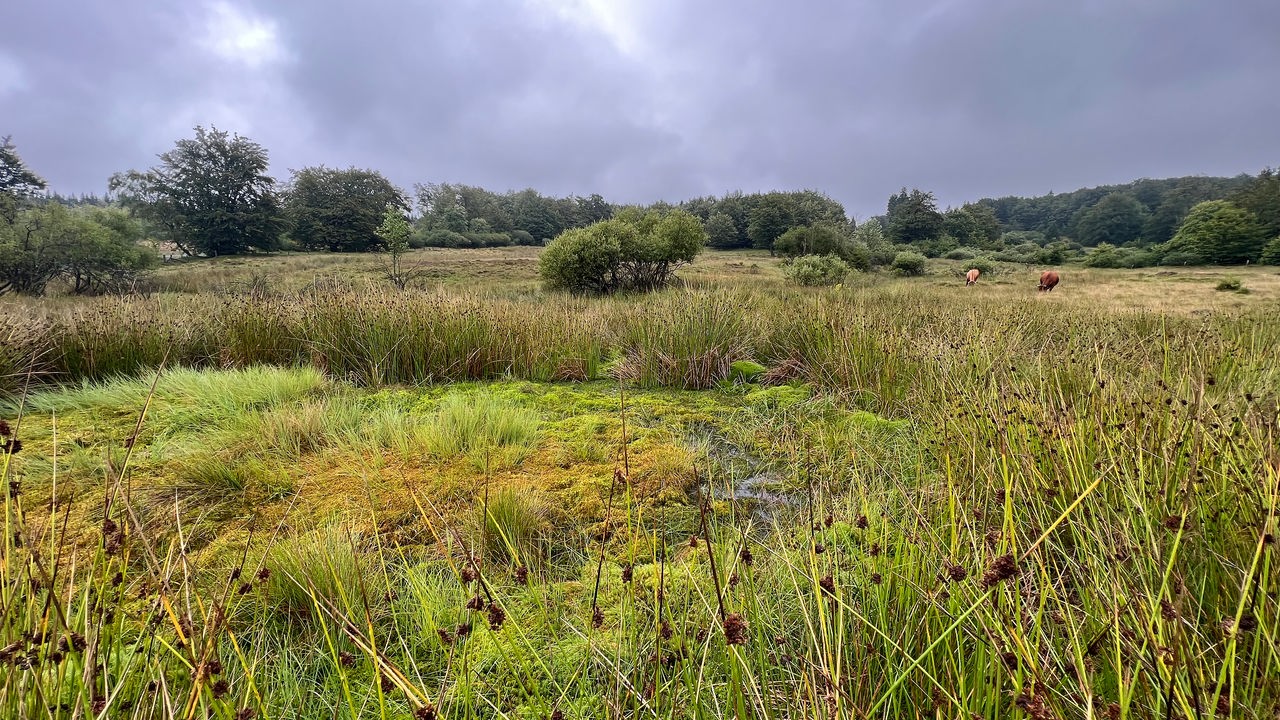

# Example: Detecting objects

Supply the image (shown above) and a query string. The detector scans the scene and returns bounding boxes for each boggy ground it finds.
[1,250,1278,719]
[10,369,885,565]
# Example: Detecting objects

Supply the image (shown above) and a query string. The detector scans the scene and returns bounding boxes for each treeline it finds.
[5,123,1280,298]
[869,172,1280,267]
[976,172,1280,266]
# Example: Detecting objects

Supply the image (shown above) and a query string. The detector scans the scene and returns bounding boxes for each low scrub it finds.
[539,209,705,294]
[890,250,927,276]
[783,254,850,286]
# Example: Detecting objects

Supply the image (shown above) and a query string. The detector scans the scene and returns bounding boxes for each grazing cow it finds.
[965,268,981,285]
[1038,270,1060,292]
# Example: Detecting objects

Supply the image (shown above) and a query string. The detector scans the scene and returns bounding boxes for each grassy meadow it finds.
[2,249,1279,719]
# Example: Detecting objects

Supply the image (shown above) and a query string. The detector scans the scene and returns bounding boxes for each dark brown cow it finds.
[965,268,981,285]
[1037,270,1060,292]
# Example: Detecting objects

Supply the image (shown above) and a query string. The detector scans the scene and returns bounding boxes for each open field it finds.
[2,250,1279,719]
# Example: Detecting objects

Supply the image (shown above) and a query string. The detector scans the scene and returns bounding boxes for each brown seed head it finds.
[1014,691,1053,720]
[723,613,748,646]
[487,602,506,630]
[980,554,1019,589]
[819,575,835,596]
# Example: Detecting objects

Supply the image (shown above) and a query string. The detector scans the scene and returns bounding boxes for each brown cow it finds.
[965,268,981,285]
[1037,270,1060,292]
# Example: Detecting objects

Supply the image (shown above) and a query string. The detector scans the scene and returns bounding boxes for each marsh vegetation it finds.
[2,250,1279,719]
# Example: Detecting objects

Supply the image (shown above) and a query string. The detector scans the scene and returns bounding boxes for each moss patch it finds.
[10,369,913,566]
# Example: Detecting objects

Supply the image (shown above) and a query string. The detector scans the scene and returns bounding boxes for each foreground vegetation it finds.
[2,253,1278,718]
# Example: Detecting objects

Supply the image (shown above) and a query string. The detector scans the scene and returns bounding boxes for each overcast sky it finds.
[3,0,1277,219]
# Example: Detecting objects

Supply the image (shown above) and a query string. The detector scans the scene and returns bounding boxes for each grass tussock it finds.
[422,391,541,469]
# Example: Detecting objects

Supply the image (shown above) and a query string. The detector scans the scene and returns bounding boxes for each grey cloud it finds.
[2,0,1277,219]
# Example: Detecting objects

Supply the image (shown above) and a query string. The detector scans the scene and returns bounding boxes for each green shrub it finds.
[1083,243,1157,268]
[461,232,514,248]
[867,244,897,267]
[890,251,927,276]
[784,254,850,286]
[942,247,977,260]
[538,221,626,294]
[843,242,872,271]
[1215,277,1244,292]
[416,228,467,248]
[965,256,995,276]
[1260,236,1280,265]
[1160,250,1207,266]
[775,225,867,269]
[540,210,704,294]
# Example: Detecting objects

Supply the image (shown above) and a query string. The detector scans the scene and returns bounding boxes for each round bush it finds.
[891,251,927,276]
[539,222,626,294]
[417,229,466,248]
[784,254,850,286]
[843,242,872,271]
[966,256,995,276]
[942,247,977,260]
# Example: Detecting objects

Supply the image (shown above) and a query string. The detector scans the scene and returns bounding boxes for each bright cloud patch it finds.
[201,1,285,68]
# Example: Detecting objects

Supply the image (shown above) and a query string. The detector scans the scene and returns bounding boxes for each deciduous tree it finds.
[885,188,944,246]
[110,126,284,256]
[285,167,406,252]
[1166,200,1263,265]
[1074,192,1147,247]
